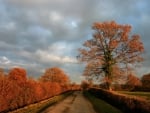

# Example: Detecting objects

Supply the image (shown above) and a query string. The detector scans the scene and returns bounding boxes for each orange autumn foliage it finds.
[0,67,72,113]
[79,21,144,90]
[126,73,142,86]
[40,67,70,85]
[8,68,27,84]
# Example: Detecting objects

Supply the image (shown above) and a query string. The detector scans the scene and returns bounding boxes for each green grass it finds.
[84,91,123,113]
[118,91,150,101]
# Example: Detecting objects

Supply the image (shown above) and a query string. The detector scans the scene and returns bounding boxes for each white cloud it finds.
[0,56,28,67]
[0,56,10,64]
[35,50,77,64]
[64,18,80,29]
[71,21,77,28]
[49,11,63,22]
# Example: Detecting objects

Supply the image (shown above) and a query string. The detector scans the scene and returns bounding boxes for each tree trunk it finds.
[106,81,112,91]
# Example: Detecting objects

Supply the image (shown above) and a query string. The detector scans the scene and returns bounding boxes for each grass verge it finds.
[84,91,123,113]
[118,91,150,101]
[8,91,72,113]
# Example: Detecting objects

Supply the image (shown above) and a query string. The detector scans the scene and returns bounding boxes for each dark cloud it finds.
[0,0,150,82]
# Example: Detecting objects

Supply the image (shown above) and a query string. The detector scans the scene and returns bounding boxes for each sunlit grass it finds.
[118,91,150,101]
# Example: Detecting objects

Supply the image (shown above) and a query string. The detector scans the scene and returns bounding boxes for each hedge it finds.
[88,88,150,113]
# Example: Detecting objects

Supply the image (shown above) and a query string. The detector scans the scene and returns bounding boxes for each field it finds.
[118,91,150,102]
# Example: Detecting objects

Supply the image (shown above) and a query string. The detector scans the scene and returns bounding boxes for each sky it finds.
[0,0,150,83]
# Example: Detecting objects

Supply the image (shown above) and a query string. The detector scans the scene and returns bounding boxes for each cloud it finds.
[49,11,63,22]
[35,49,77,64]
[0,56,10,64]
[0,0,150,82]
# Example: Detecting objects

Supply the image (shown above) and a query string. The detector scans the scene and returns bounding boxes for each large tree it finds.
[78,21,144,90]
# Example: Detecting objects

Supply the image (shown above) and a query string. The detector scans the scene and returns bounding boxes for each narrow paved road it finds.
[41,91,97,113]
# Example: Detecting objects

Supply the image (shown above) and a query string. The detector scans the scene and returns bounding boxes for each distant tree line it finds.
[81,70,150,91]
[98,73,150,91]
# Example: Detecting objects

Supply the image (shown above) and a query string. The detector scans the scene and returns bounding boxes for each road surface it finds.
[41,91,97,113]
